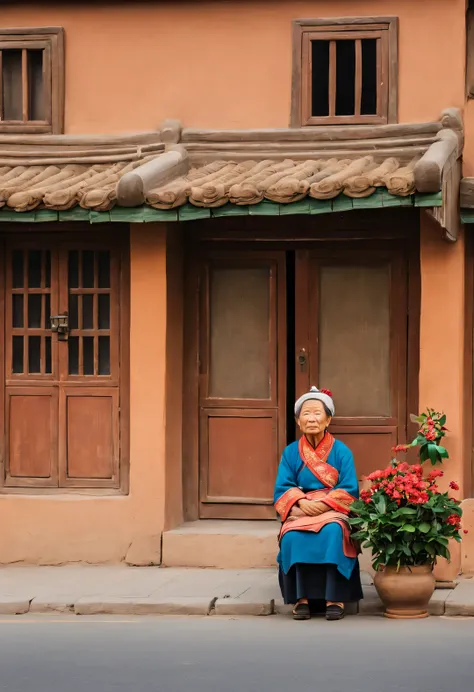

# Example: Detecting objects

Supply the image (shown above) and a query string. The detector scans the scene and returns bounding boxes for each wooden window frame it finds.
[0,27,64,134]
[467,6,474,99]
[291,17,398,127]
[0,228,130,496]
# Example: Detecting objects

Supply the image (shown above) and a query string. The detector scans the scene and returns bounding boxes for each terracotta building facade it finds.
[0,1,473,577]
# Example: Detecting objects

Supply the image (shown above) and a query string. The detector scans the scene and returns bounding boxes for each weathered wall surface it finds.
[1,1,466,132]
[0,225,167,564]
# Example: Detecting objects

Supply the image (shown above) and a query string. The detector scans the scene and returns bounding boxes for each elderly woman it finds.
[274,386,363,621]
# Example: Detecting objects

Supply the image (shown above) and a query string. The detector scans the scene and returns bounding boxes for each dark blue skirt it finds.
[278,561,364,605]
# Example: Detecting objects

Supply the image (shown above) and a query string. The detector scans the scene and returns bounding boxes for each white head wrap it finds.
[294,386,335,418]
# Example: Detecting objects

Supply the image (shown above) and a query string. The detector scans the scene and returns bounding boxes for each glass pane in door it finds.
[9,249,52,376]
[208,267,271,399]
[67,250,111,377]
[318,264,391,417]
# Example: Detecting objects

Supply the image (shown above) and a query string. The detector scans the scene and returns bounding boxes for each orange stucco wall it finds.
[419,214,467,577]
[0,225,167,564]
[0,1,472,568]
[0,1,467,132]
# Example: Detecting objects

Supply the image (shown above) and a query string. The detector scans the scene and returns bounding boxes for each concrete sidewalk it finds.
[0,565,473,617]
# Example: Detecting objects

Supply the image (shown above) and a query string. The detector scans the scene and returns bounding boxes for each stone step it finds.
[162,519,375,571]
[162,520,280,568]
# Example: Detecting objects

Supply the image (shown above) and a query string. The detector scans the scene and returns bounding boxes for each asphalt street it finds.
[0,614,473,692]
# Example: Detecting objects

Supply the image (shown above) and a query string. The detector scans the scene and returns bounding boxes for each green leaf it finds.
[436,446,449,459]
[428,444,439,465]
[419,522,431,533]
[413,542,424,554]
[439,414,446,426]
[348,517,364,525]
[398,507,417,515]
[350,531,366,541]
[402,524,416,533]
[436,536,449,546]
[375,495,387,514]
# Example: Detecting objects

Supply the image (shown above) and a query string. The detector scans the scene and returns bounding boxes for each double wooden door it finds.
[197,243,411,519]
[0,234,125,489]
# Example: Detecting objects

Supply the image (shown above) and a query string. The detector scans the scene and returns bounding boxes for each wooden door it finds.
[295,245,409,480]
[198,252,286,519]
[1,236,125,489]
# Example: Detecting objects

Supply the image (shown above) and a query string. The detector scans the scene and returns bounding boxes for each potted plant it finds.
[350,410,465,619]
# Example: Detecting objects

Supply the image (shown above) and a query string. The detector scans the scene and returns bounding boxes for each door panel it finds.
[200,408,277,505]
[60,387,119,485]
[199,252,286,519]
[296,246,408,480]
[5,387,58,485]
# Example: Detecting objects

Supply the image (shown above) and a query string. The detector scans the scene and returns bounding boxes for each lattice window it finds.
[291,17,398,127]
[0,28,64,133]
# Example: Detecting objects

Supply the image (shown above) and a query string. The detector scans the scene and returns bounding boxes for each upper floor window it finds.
[467,3,474,99]
[291,17,398,127]
[0,27,64,134]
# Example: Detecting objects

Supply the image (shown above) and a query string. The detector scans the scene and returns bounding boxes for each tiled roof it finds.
[0,156,420,212]
[0,110,462,215]
[0,156,160,212]
[145,156,416,210]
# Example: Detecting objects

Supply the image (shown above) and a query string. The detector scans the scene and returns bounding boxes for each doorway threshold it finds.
[162,520,280,569]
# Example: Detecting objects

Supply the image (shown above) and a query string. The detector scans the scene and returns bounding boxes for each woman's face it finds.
[297,400,331,436]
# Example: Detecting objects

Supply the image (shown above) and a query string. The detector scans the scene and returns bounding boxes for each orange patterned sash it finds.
[298,433,337,488]
[279,510,358,559]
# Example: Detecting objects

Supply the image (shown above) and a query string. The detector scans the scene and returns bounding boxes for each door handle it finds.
[50,313,69,341]
[297,348,307,371]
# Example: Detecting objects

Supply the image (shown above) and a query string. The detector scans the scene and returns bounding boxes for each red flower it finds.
[428,469,444,481]
[446,514,461,527]
[410,464,423,475]
[449,481,460,491]
[366,470,384,481]
[425,430,437,441]
[391,444,410,453]
[320,388,333,397]
[464,530,469,535]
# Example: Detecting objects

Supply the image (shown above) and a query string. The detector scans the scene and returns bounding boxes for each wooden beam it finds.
[182,121,441,143]
[184,136,434,153]
[0,131,162,146]
[413,129,459,193]
[116,145,189,207]
[293,16,399,28]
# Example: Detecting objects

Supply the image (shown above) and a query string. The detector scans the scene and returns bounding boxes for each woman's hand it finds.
[288,505,305,519]
[298,499,328,516]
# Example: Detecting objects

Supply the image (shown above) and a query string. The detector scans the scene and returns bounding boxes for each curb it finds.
[1,584,473,617]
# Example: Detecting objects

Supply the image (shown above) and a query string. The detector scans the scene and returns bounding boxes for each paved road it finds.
[0,614,473,692]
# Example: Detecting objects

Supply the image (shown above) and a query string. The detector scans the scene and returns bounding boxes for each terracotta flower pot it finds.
[374,564,435,619]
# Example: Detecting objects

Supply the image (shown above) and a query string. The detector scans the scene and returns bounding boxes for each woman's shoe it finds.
[293,602,311,620]
[326,604,344,621]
